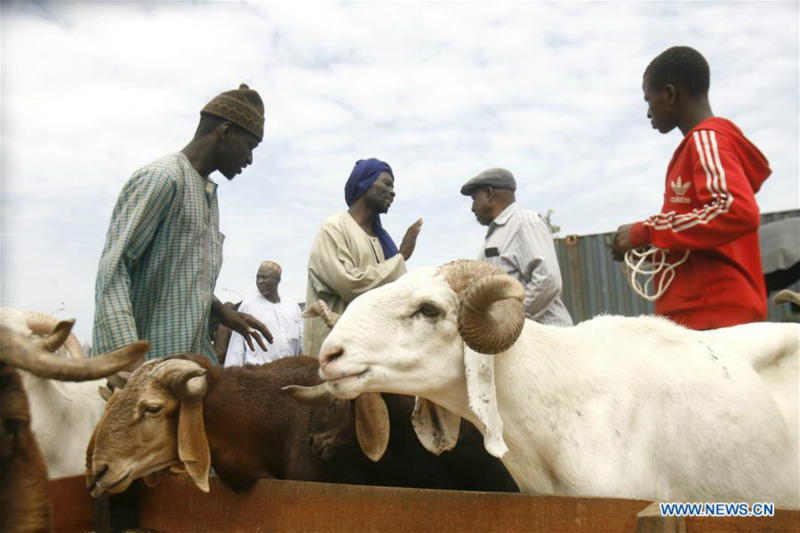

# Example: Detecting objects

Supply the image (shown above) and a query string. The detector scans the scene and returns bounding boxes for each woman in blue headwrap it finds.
[304,158,423,357]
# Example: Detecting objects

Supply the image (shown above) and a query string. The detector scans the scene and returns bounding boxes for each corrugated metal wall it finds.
[554,209,800,324]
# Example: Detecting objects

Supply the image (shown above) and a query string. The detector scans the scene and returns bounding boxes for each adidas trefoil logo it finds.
[669,176,692,204]
[670,176,691,196]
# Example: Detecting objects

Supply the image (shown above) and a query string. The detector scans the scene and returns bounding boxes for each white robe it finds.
[224,294,303,366]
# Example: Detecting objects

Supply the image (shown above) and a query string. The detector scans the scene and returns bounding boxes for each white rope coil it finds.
[623,247,690,302]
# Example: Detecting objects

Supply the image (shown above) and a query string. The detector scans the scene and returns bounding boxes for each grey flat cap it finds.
[460,168,517,195]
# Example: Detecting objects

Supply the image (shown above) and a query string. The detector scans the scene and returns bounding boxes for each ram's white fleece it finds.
[319,267,799,506]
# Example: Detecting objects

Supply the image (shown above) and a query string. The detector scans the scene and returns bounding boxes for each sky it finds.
[1,0,798,342]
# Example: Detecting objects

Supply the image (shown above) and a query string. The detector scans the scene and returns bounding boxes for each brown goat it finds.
[88,354,518,495]
[0,322,147,533]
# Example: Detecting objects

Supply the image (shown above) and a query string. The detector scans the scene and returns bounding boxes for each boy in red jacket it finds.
[611,46,771,330]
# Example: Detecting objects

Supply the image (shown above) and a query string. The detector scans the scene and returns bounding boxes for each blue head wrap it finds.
[344,158,399,259]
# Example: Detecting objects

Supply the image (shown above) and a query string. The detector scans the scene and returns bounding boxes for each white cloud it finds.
[1,0,797,342]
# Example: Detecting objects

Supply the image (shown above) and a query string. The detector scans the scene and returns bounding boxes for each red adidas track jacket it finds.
[629,117,771,330]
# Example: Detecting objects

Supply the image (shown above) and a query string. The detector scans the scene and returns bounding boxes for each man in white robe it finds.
[225,261,303,366]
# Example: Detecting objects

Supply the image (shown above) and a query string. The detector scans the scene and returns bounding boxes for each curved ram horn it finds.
[282,383,332,406]
[773,289,800,306]
[459,274,525,355]
[153,359,208,402]
[0,324,149,381]
[302,300,340,328]
[25,311,84,358]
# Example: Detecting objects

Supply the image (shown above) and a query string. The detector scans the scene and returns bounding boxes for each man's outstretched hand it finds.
[399,218,424,261]
[214,301,273,351]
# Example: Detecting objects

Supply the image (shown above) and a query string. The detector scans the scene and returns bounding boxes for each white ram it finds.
[0,308,109,478]
[315,260,799,505]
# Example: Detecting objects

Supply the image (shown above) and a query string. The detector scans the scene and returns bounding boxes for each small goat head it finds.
[87,358,210,496]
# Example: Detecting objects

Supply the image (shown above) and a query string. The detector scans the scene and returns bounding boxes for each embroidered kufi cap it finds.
[201,83,265,141]
[259,260,282,276]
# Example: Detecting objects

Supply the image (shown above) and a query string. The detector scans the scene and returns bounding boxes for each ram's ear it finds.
[464,347,508,458]
[354,393,390,462]
[98,385,113,402]
[411,397,460,455]
[177,400,211,492]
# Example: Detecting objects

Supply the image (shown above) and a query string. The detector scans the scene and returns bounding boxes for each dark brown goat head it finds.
[0,367,32,469]
[284,385,389,462]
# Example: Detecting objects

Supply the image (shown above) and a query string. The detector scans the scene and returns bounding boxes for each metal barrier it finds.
[555,210,800,324]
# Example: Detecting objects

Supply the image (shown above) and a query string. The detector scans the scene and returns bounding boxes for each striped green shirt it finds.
[93,152,222,364]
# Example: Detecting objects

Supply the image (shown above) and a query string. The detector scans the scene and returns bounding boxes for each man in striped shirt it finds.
[93,84,273,366]
[461,168,573,327]
[611,46,771,330]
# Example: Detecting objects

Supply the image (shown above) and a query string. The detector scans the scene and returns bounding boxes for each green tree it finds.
[544,209,561,237]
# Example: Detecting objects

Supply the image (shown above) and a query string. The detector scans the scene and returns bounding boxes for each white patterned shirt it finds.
[479,202,573,327]
[224,295,303,366]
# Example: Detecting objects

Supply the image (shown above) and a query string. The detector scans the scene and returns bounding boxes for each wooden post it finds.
[93,480,140,533]
[636,502,686,533]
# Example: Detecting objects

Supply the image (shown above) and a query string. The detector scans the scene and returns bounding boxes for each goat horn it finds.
[106,371,131,390]
[302,300,340,328]
[0,324,149,380]
[773,289,800,306]
[459,274,525,355]
[153,359,208,402]
[282,383,332,406]
[33,318,75,352]
[24,311,84,358]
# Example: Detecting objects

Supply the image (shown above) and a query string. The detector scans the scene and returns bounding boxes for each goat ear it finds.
[177,400,211,493]
[354,393,389,462]
[412,398,460,455]
[98,385,113,402]
[464,347,508,458]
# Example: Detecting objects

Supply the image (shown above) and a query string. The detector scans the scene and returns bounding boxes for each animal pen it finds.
[47,474,800,533]
[41,210,800,533]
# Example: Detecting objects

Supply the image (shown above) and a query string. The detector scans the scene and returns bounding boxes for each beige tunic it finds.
[304,211,406,357]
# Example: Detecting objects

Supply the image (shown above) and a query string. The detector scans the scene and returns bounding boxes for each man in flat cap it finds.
[93,84,273,367]
[225,260,303,367]
[462,168,573,327]
[304,158,423,357]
